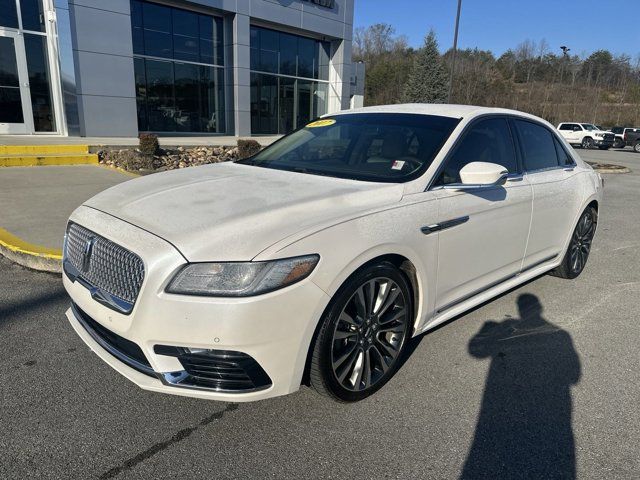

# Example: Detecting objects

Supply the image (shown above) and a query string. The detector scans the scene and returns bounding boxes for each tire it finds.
[613,139,625,149]
[581,137,594,149]
[598,146,609,150]
[550,206,597,279]
[634,141,640,153]
[309,262,413,402]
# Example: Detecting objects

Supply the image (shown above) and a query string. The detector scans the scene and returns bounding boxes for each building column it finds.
[328,38,352,113]
[231,12,251,137]
[68,0,138,137]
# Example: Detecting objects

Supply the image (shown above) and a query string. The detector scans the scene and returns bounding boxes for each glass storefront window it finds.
[24,33,55,131]
[131,0,225,133]
[250,26,330,80]
[250,26,330,134]
[251,73,329,135]
[0,0,19,29]
[131,0,224,66]
[20,0,46,32]
[135,58,225,133]
[0,36,23,123]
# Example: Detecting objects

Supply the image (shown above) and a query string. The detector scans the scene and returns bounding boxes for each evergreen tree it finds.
[403,30,449,103]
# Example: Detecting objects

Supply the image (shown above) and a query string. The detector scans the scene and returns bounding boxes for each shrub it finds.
[139,133,159,156]
[237,139,262,159]
[115,149,154,171]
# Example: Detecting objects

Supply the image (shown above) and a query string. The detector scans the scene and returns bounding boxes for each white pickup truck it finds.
[557,123,615,149]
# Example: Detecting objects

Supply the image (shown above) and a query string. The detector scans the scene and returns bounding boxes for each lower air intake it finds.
[154,346,272,393]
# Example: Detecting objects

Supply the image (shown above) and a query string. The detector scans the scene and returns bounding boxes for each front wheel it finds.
[634,141,640,153]
[309,262,413,402]
[581,137,594,149]
[550,207,597,279]
[613,139,625,149]
[598,146,609,150]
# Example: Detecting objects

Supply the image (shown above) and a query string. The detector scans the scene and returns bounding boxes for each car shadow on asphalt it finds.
[459,293,581,479]
[0,287,68,330]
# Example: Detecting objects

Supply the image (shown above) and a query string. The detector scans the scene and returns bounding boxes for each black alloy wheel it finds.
[582,137,594,149]
[310,262,412,402]
[551,207,597,279]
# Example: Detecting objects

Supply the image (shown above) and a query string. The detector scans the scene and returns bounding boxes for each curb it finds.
[96,163,141,177]
[0,154,98,167]
[0,228,62,273]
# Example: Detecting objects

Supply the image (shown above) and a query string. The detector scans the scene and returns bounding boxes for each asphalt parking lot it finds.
[1,148,639,479]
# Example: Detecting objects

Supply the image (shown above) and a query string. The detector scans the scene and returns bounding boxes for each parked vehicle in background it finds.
[622,130,640,153]
[557,123,615,150]
[611,127,640,149]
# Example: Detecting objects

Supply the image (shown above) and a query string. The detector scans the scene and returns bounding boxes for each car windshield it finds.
[238,113,460,183]
[582,124,598,131]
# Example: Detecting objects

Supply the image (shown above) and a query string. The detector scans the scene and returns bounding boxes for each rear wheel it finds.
[634,141,640,153]
[550,207,597,279]
[598,146,609,150]
[581,137,594,149]
[310,262,412,402]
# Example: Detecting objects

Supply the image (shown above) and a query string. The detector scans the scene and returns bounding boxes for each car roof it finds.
[330,103,544,122]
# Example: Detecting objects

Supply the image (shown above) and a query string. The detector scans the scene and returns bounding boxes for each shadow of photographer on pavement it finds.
[461,293,581,479]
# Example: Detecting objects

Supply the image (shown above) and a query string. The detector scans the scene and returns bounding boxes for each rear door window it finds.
[515,120,560,172]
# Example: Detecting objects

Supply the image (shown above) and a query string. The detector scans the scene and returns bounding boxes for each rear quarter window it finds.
[515,120,560,172]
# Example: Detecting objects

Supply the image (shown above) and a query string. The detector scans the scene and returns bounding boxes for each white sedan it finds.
[63,105,602,403]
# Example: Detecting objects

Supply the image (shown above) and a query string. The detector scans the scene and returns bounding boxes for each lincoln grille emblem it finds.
[81,236,96,272]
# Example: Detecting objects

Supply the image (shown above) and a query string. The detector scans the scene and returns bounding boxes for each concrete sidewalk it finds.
[0,165,134,269]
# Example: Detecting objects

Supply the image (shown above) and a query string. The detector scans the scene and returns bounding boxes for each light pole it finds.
[560,45,570,84]
[448,0,463,103]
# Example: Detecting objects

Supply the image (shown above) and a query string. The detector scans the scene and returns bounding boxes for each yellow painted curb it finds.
[0,153,98,167]
[0,145,89,155]
[0,228,62,260]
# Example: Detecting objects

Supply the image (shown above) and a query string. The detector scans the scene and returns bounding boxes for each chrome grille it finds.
[64,223,145,306]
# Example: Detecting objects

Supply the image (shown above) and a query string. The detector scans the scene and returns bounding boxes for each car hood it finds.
[84,162,405,261]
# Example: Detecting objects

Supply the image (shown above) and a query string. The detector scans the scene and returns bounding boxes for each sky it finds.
[354,0,640,59]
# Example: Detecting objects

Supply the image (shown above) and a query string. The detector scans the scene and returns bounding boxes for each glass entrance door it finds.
[0,30,33,134]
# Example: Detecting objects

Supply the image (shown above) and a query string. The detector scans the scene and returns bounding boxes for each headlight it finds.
[166,255,320,297]
[595,133,604,138]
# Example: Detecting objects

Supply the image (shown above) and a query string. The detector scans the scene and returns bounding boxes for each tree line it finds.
[353,24,640,127]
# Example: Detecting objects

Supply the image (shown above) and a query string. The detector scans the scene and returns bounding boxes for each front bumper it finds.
[64,207,330,402]
[594,137,614,147]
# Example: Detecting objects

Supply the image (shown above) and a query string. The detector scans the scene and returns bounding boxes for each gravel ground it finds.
[0,147,638,479]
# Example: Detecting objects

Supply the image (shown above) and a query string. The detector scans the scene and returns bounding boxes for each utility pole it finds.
[448,0,463,103]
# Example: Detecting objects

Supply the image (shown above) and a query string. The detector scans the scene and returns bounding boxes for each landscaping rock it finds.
[97,145,247,173]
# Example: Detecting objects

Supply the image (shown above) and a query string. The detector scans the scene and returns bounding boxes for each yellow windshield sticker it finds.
[306,119,336,128]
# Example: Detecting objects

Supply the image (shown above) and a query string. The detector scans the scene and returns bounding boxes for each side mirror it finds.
[445,162,509,190]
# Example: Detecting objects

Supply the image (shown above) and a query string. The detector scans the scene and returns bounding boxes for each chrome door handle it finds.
[421,216,470,235]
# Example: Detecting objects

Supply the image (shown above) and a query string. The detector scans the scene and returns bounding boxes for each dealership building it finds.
[0,0,361,138]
